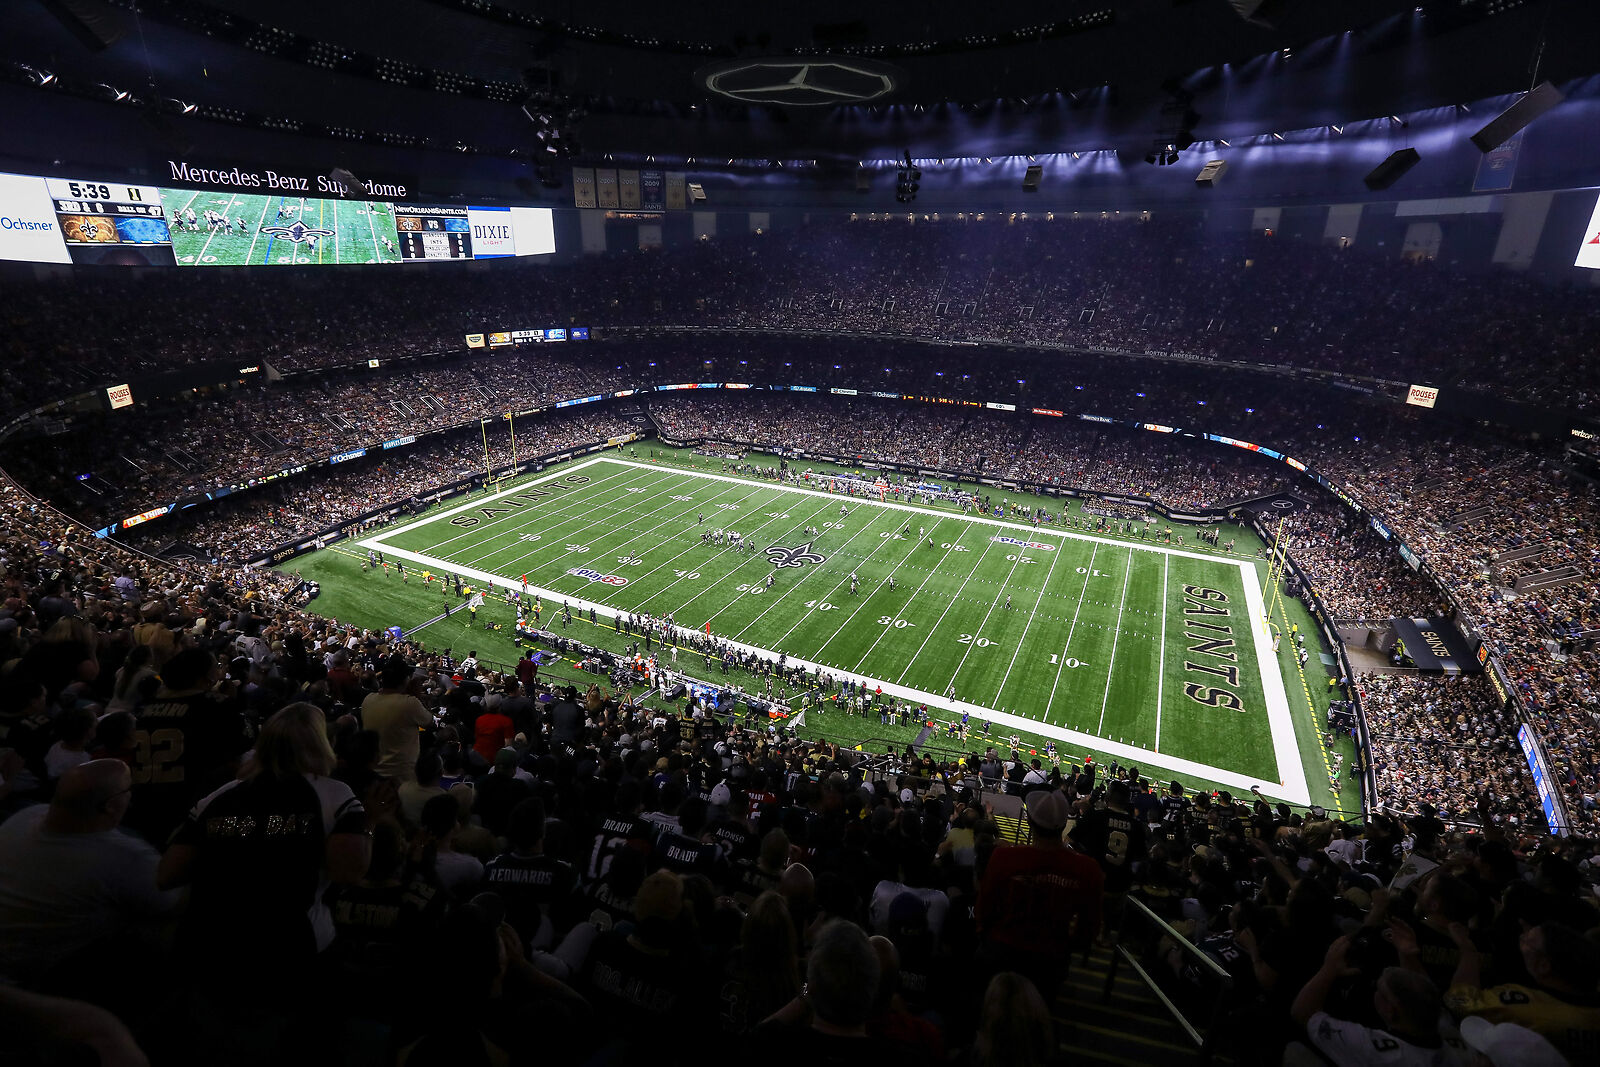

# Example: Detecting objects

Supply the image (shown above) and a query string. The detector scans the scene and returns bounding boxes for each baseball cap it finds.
[1024,790,1069,831]
[899,788,916,803]
[1458,1018,1566,1067]
[709,782,732,807]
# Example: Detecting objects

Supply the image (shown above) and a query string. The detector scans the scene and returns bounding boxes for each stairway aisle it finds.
[1052,943,1235,1066]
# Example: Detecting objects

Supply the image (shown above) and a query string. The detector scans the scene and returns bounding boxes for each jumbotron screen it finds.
[0,166,556,266]
[1576,191,1600,269]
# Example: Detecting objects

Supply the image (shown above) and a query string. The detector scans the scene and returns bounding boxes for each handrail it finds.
[1124,896,1229,981]
[1105,894,1235,1057]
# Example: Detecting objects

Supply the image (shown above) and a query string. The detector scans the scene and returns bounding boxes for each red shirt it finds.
[976,843,1104,955]
[473,712,515,762]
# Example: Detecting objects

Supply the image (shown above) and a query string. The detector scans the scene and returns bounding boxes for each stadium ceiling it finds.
[6,0,1598,169]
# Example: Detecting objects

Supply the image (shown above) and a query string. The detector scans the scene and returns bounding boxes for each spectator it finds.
[976,789,1104,995]
[472,693,515,763]
[1441,920,1600,1062]
[754,918,888,1061]
[415,791,485,898]
[397,750,448,828]
[1289,938,1458,1066]
[0,759,181,990]
[155,702,370,1062]
[360,657,431,782]
[966,971,1059,1067]
[125,647,251,846]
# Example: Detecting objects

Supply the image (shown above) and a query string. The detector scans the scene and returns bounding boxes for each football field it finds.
[359,457,1309,802]
[160,189,400,265]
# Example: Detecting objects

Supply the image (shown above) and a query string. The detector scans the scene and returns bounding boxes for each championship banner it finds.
[1390,616,1483,674]
[640,170,665,211]
[618,169,641,210]
[595,169,620,210]
[571,167,597,209]
[665,172,687,211]
[1473,131,1522,193]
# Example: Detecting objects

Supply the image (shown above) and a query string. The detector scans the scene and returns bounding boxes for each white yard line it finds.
[193,192,237,262]
[895,534,1000,687]
[605,460,1227,564]
[363,456,610,543]
[636,494,839,617]
[437,464,664,562]
[1155,551,1170,752]
[813,521,946,664]
[936,538,1035,701]
[1241,558,1310,804]
[480,476,758,577]
[708,501,891,636]
[364,200,380,261]
[1044,543,1099,720]
[746,509,908,649]
[1096,548,1136,734]
[404,461,638,555]
[848,521,963,673]
[459,473,738,573]
[245,195,272,262]
[992,531,1066,709]
[363,457,1311,803]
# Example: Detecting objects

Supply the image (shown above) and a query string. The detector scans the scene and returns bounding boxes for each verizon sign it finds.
[1406,384,1439,409]
[1575,191,1600,269]
[106,383,134,410]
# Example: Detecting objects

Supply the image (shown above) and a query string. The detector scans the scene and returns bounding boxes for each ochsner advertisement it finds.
[0,173,71,263]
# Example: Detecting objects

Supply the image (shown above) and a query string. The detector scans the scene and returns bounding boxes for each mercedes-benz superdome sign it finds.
[695,56,901,106]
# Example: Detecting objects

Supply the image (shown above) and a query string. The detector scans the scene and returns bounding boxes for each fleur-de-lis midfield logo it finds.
[260,220,336,244]
[766,541,827,569]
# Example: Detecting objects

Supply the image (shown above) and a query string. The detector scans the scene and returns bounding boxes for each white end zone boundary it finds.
[358,455,1312,804]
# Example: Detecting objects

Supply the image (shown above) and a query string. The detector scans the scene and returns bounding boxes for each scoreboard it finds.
[395,205,472,260]
[0,165,556,266]
[45,177,175,266]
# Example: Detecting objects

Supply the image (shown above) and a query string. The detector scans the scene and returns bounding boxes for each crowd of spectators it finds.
[3,217,1599,832]
[1361,672,1541,829]
[8,355,638,525]
[4,342,1593,825]
[2,457,1597,1063]
[118,409,639,563]
[4,214,1599,420]
[1278,510,1444,622]
[654,393,1290,509]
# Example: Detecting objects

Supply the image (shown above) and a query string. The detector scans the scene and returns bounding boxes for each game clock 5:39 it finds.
[43,176,175,265]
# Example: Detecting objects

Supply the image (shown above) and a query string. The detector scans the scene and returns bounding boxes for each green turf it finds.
[160,189,400,266]
[335,452,1297,787]
[278,446,1358,813]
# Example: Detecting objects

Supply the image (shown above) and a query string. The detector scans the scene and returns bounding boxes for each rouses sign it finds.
[106,383,134,410]
[1406,384,1440,408]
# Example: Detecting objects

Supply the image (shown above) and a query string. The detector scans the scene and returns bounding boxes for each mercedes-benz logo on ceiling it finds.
[696,56,901,106]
